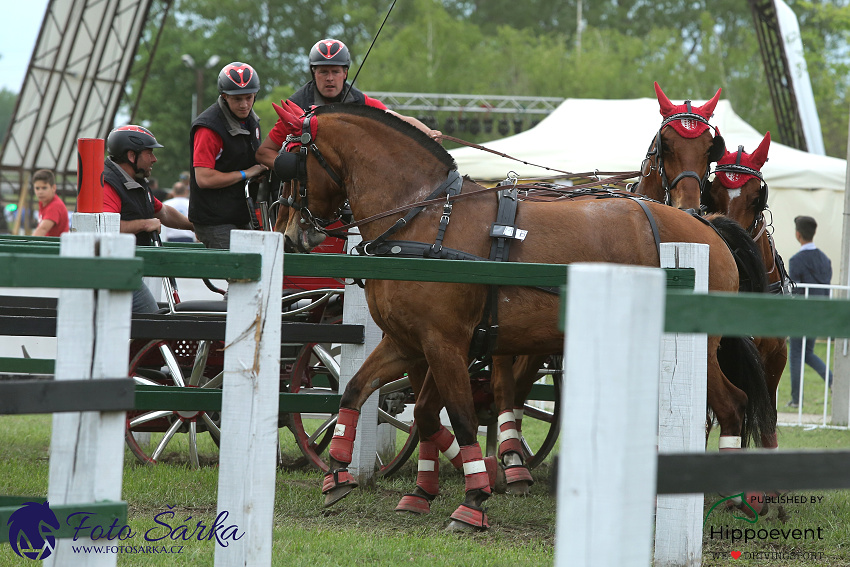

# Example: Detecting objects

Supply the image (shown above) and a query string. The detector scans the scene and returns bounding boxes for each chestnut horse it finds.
[703,132,790,410]
[270,101,774,530]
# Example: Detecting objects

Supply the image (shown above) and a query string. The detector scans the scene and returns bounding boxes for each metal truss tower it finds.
[0,0,173,231]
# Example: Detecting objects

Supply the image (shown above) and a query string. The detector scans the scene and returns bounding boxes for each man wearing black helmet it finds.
[104,125,194,312]
[256,39,441,168]
[189,61,269,249]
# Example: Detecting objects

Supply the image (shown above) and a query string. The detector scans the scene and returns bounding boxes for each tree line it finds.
[2,0,849,186]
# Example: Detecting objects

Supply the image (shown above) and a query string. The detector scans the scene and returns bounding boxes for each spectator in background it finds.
[148,176,169,202]
[162,182,195,243]
[32,169,69,237]
[786,215,833,408]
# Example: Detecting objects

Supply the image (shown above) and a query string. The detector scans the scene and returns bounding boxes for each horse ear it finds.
[751,131,771,169]
[272,100,302,134]
[698,88,722,117]
[654,82,676,117]
[709,134,726,163]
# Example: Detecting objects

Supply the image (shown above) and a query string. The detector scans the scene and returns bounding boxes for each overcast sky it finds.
[0,1,50,93]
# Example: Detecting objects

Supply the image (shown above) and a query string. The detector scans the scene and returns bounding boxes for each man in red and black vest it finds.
[256,39,441,168]
[189,61,268,249]
[103,125,193,311]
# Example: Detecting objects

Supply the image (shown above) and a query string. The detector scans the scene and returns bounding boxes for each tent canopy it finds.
[449,97,847,282]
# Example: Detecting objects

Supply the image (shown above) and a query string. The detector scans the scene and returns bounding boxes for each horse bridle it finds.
[710,144,769,233]
[273,112,349,237]
[640,103,725,209]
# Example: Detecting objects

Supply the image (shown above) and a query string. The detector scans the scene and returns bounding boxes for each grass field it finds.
[1,388,849,565]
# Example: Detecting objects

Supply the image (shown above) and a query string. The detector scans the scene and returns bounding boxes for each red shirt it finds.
[192,127,224,169]
[266,95,388,147]
[103,182,162,214]
[38,195,69,236]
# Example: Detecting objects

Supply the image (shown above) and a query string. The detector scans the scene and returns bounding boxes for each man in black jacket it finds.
[189,62,268,249]
[787,215,833,407]
[256,39,440,169]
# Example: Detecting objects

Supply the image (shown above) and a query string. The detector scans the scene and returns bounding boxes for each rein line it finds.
[333,169,641,234]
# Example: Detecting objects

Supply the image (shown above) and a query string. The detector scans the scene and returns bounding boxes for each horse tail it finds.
[717,335,777,448]
[706,214,769,293]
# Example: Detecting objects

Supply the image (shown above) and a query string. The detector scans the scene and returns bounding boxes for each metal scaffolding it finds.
[367,92,565,115]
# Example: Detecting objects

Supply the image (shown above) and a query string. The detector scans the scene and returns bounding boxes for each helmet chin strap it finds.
[129,152,146,180]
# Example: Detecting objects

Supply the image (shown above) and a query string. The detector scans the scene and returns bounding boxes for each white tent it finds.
[449,98,847,282]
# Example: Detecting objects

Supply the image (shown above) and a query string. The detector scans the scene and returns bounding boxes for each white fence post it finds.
[654,243,709,566]
[215,230,282,567]
[340,230,383,485]
[45,232,135,567]
[555,263,664,567]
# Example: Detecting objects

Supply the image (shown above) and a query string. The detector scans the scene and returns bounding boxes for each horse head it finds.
[705,132,770,232]
[271,101,457,254]
[636,83,724,211]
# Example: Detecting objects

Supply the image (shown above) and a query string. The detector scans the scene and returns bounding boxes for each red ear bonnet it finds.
[273,100,318,151]
[715,132,770,189]
[654,82,721,139]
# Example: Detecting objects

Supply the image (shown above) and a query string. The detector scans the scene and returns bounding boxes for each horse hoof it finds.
[507,480,531,496]
[323,484,355,508]
[494,464,507,494]
[445,520,484,533]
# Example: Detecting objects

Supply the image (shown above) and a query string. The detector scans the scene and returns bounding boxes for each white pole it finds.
[654,243,709,566]
[555,263,664,567]
[215,231,282,567]
[46,232,134,567]
[339,229,383,484]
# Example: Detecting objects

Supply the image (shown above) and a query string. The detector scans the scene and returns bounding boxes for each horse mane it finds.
[313,104,457,171]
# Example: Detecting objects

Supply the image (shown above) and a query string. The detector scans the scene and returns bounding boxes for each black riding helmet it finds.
[218,62,260,95]
[309,39,351,70]
[107,125,163,162]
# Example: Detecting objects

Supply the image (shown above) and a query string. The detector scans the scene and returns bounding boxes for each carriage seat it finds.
[171,300,228,313]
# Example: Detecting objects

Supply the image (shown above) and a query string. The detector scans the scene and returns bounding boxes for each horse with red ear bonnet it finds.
[633,82,725,210]
[706,131,791,415]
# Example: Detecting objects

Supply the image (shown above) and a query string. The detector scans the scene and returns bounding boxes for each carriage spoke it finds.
[377,409,412,433]
[188,422,200,468]
[307,415,337,446]
[201,412,221,440]
[312,344,340,381]
[129,410,172,428]
[159,344,186,388]
[379,376,410,395]
[188,340,211,387]
[202,372,224,390]
[522,404,555,423]
[132,375,160,387]
[151,419,184,461]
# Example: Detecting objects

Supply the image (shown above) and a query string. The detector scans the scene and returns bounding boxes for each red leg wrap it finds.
[497,410,524,459]
[415,441,440,496]
[322,468,357,494]
[429,426,462,469]
[484,455,498,491]
[513,407,524,433]
[329,408,359,463]
[395,493,432,515]
[460,444,491,493]
[505,464,534,485]
[450,504,489,529]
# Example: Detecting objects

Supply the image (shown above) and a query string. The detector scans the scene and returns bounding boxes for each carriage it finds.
[121,204,563,476]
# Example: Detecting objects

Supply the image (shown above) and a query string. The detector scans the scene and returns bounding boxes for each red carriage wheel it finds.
[285,343,419,475]
[124,339,224,467]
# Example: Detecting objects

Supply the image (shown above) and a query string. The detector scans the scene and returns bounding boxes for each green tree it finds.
[0,88,17,148]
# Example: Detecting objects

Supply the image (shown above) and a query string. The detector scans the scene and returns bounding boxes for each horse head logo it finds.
[7,501,60,560]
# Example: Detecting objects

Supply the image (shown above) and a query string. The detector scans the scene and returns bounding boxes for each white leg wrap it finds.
[718,436,742,449]
[498,411,516,427]
[513,408,524,420]
[498,428,521,445]
[417,459,436,472]
[463,459,487,476]
[442,439,460,461]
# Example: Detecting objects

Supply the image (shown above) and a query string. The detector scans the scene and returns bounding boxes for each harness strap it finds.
[630,198,661,262]
[359,170,462,256]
